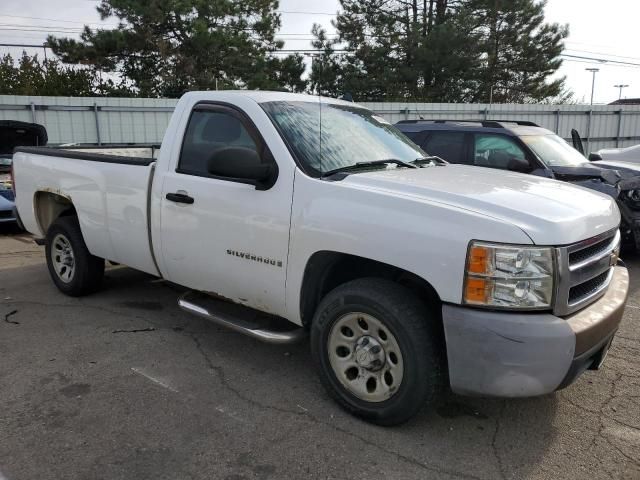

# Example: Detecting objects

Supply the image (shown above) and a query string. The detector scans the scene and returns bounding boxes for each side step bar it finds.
[178,291,307,345]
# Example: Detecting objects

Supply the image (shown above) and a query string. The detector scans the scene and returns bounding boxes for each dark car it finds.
[396,119,640,250]
[0,121,47,226]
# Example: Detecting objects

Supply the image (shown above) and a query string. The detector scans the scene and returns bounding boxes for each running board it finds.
[178,291,306,345]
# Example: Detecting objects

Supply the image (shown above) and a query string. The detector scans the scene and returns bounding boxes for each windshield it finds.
[261,101,426,176]
[521,134,588,167]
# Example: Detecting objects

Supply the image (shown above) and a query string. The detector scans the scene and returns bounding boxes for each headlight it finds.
[463,242,555,309]
[624,189,640,209]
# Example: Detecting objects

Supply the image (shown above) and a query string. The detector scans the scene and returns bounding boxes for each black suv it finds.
[395,119,640,250]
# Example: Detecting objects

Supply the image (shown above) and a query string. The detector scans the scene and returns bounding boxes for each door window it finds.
[178,109,259,176]
[423,132,467,164]
[473,134,527,169]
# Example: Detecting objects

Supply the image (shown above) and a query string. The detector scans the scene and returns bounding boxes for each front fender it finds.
[284,172,532,324]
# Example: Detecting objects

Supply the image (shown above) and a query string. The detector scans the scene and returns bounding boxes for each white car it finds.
[12,91,629,425]
[593,143,640,163]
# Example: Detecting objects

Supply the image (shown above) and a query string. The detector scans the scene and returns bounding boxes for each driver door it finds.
[158,103,292,316]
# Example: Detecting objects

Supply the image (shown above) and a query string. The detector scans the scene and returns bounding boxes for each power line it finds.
[0,13,117,26]
[561,53,640,68]
[0,43,47,48]
[0,24,87,31]
[277,10,336,16]
[2,40,640,68]
[564,49,640,63]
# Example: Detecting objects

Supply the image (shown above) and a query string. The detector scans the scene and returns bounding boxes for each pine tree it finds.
[460,0,568,102]
[310,0,567,103]
[48,0,307,97]
[0,52,119,96]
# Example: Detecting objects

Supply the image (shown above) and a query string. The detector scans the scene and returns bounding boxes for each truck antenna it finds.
[313,54,323,172]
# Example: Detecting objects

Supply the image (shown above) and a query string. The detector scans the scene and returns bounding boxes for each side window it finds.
[178,109,260,176]
[422,132,467,164]
[473,134,528,170]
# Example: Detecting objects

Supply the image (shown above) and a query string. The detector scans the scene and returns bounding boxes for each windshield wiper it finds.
[410,155,448,166]
[321,159,417,178]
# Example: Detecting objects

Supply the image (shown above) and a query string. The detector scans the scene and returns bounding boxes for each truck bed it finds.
[12,146,159,276]
[15,145,156,165]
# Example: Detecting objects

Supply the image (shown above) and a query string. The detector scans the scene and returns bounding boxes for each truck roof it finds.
[395,120,553,137]
[181,90,360,108]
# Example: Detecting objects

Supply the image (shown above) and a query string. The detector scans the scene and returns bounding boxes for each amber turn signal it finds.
[464,277,489,304]
[467,245,489,274]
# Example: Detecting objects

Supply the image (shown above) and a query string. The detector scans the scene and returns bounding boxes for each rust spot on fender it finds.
[38,187,72,201]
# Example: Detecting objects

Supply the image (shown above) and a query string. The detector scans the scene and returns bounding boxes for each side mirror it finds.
[588,153,603,162]
[507,157,531,173]
[207,147,276,188]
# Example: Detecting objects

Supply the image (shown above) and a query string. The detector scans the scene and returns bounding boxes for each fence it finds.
[2,95,640,153]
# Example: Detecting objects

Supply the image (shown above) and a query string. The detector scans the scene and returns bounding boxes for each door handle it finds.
[166,192,194,204]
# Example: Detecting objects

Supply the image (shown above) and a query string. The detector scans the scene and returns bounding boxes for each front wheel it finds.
[45,216,104,296]
[310,278,445,426]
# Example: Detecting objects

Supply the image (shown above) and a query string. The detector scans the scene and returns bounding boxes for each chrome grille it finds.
[568,236,614,266]
[568,270,611,304]
[554,229,620,316]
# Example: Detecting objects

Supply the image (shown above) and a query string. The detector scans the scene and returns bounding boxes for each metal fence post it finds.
[616,109,623,148]
[555,109,560,134]
[93,103,102,145]
[403,107,409,121]
[586,109,593,153]
[30,102,36,123]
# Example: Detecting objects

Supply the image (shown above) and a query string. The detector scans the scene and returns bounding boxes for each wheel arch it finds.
[299,251,442,327]
[33,190,76,236]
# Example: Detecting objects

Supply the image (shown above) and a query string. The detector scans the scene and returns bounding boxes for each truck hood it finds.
[344,164,619,245]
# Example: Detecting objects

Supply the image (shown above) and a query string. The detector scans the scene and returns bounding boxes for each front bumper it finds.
[442,265,629,397]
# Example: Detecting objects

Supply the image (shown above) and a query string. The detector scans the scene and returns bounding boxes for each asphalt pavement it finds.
[0,224,639,480]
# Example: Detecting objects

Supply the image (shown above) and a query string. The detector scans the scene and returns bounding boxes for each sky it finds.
[0,0,638,104]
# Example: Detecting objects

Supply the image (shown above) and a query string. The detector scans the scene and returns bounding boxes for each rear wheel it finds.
[45,216,104,296]
[311,278,445,426]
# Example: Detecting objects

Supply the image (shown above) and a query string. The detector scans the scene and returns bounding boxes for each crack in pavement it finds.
[584,372,640,465]
[112,327,156,334]
[490,401,507,480]
[188,332,484,480]
[3,309,18,325]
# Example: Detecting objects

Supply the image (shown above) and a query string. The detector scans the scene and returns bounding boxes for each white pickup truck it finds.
[12,91,629,425]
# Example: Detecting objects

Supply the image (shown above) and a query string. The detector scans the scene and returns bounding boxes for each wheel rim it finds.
[327,312,404,403]
[51,233,75,283]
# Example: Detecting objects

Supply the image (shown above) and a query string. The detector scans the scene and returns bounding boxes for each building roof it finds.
[609,98,640,105]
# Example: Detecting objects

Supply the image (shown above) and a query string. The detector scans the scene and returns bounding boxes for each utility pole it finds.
[586,68,599,105]
[614,84,629,100]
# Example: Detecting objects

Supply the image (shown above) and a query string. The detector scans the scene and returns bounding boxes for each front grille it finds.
[554,229,619,316]
[569,270,610,304]
[569,237,613,266]
[0,209,13,219]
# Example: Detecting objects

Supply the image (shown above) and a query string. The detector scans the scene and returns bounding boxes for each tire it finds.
[45,215,104,296]
[310,278,445,426]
